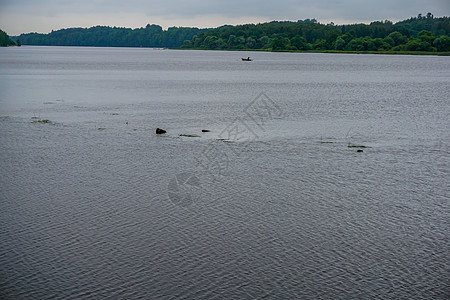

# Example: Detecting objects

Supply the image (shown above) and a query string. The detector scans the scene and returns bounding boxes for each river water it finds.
[0,46,449,299]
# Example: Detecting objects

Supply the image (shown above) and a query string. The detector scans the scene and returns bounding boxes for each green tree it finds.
[387,31,408,46]
[368,38,391,50]
[215,38,225,49]
[313,39,327,50]
[405,38,433,51]
[340,32,354,44]
[203,36,218,49]
[345,37,369,51]
[391,44,406,51]
[325,28,341,48]
[245,37,256,49]
[271,37,286,50]
[383,36,395,48]
[182,40,192,48]
[433,35,450,51]
[418,30,435,44]
[297,19,318,24]
[192,35,203,48]
[0,29,16,46]
[227,35,237,48]
[334,36,346,50]
[291,35,308,50]
[257,36,270,49]
[236,36,246,49]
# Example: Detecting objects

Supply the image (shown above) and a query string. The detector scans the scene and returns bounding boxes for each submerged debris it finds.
[179,134,200,138]
[32,119,52,124]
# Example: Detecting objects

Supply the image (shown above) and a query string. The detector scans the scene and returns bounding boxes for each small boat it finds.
[241,57,252,61]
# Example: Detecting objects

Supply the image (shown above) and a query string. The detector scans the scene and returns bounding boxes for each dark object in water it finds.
[156,128,166,134]
[202,129,210,132]
[241,57,252,61]
[357,149,364,153]
[179,134,200,138]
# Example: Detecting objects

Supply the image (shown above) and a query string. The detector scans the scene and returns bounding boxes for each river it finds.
[0,46,449,299]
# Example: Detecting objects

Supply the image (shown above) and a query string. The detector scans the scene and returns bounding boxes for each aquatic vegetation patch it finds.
[216,138,233,143]
[319,137,335,143]
[32,119,52,124]
[179,134,201,138]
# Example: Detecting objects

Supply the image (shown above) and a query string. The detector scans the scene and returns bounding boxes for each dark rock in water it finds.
[156,128,166,134]
[202,129,211,132]
[357,149,364,152]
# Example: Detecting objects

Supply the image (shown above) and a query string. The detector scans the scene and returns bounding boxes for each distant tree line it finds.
[16,25,206,48]
[0,29,17,46]
[9,13,450,52]
[182,14,450,52]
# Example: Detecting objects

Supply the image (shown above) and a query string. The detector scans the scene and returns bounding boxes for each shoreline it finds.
[177,47,450,56]
[6,44,450,56]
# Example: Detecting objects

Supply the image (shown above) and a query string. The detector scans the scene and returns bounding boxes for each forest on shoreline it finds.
[12,25,205,48]
[182,14,449,53]
[3,13,450,53]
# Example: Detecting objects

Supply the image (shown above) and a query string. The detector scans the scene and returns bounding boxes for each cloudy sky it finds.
[1,0,449,35]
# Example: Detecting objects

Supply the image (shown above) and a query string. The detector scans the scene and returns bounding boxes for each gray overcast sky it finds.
[1,0,449,35]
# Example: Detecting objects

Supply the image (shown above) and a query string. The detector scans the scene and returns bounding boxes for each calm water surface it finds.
[0,47,449,299]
